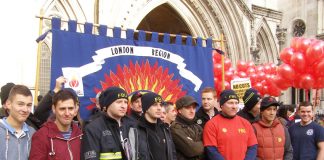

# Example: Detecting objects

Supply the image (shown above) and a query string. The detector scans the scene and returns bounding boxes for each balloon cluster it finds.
[212,51,280,97]
[278,37,324,89]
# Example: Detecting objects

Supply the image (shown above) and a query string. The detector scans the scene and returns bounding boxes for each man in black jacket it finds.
[81,87,138,160]
[195,87,219,128]
[237,88,261,123]
[138,92,177,160]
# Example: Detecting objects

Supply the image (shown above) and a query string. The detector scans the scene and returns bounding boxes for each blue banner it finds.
[50,18,214,119]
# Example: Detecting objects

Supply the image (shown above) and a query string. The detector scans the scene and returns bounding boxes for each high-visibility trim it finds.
[244,92,254,104]
[99,152,122,160]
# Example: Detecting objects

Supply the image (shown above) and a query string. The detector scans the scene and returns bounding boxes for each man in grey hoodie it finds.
[0,85,36,160]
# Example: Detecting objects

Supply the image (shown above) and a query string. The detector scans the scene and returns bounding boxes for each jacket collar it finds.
[175,114,196,125]
[44,120,82,139]
[257,118,280,128]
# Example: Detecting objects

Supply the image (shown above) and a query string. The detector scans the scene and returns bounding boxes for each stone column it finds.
[276,25,288,103]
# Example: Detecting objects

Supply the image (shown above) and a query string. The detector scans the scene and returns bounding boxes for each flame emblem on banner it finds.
[86,60,187,110]
[69,77,79,87]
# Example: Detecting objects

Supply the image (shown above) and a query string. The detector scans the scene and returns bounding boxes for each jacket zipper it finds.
[18,138,21,160]
[67,141,73,160]
[54,134,82,160]
[270,127,275,158]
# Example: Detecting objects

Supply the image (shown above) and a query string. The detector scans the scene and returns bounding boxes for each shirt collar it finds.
[2,117,29,134]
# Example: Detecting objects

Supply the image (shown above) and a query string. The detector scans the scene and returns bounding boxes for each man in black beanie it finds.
[128,91,142,121]
[237,88,262,123]
[203,89,257,160]
[82,86,139,160]
[137,92,176,160]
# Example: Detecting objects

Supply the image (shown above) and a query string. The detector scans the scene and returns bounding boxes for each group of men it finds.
[1,79,324,160]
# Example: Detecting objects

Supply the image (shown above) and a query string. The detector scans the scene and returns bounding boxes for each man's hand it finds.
[53,76,66,93]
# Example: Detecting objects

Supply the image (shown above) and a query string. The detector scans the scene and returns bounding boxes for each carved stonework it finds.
[252,5,283,20]
[276,25,287,46]
[234,0,254,22]
[250,45,261,64]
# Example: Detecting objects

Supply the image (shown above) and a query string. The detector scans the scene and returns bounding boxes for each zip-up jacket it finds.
[137,117,177,160]
[0,118,35,160]
[253,118,293,160]
[29,120,83,160]
[81,114,138,160]
[195,107,218,129]
[170,115,204,160]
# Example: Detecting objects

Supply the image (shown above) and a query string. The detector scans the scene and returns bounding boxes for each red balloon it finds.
[225,70,234,82]
[273,75,291,90]
[253,82,263,94]
[314,77,324,89]
[249,73,258,85]
[280,48,294,64]
[237,60,248,72]
[278,64,296,81]
[238,71,248,78]
[246,67,256,75]
[213,50,222,63]
[257,72,266,82]
[290,52,306,73]
[214,77,220,87]
[256,65,265,73]
[269,63,277,75]
[224,58,232,70]
[314,59,324,77]
[216,81,231,93]
[290,37,302,49]
[213,63,222,77]
[263,64,272,74]
[306,41,324,65]
[299,74,315,89]
[296,37,313,53]
[247,61,255,68]
[269,87,281,97]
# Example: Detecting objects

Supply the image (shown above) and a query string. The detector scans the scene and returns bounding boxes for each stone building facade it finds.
[37,0,324,108]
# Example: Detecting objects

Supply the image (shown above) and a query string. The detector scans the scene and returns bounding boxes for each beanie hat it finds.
[141,92,163,113]
[260,96,280,111]
[130,91,142,103]
[243,88,261,111]
[99,87,128,109]
[176,96,198,110]
[1,83,15,105]
[219,89,239,106]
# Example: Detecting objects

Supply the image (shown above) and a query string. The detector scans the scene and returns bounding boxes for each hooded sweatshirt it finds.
[0,118,36,160]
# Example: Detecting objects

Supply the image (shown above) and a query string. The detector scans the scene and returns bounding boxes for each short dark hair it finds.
[298,101,313,110]
[52,89,78,107]
[8,85,32,102]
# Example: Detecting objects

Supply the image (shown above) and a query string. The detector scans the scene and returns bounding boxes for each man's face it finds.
[250,100,261,115]
[178,104,196,120]
[6,94,33,124]
[165,105,177,122]
[52,99,77,129]
[221,99,239,117]
[261,106,277,124]
[107,98,128,119]
[201,92,217,111]
[146,102,162,120]
[160,106,166,122]
[298,105,313,125]
[131,98,142,113]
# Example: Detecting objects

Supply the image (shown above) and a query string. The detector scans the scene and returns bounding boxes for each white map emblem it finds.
[306,129,314,136]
